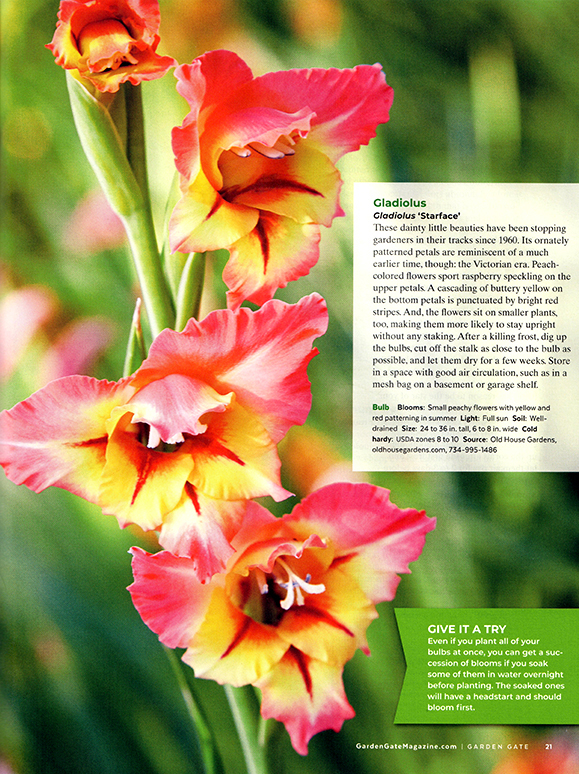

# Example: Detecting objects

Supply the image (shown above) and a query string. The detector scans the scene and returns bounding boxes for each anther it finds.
[228,134,298,159]
[272,138,295,156]
[276,558,325,610]
[255,568,268,594]
[229,146,252,157]
[248,142,286,159]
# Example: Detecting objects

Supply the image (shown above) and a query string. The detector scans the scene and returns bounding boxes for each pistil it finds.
[274,558,325,610]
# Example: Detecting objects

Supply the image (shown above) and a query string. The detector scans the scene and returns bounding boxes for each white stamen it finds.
[276,558,325,610]
[279,133,296,146]
[145,424,161,449]
[248,141,286,159]
[228,134,298,160]
[272,138,295,156]
[229,145,252,157]
[255,568,268,594]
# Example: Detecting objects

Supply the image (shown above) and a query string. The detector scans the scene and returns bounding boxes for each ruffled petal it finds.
[229,499,279,548]
[224,214,321,309]
[76,48,177,93]
[172,51,254,181]
[158,487,245,579]
[286,482,436,603]
[255,648,355,756]
[128,547,214,648]
[202,105,314,191]
[129,373,233,445]
[231,532,327,579]
[171,118,200,182]
[333,525,436,604]
[133,294,328,444]
[78,19,146,72]
[183,586,288,686]
[252,63,394,163]
[175,51,254,128]
[0,375,132,502]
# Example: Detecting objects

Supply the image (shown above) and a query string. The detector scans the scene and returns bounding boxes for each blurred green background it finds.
[1,1,578,772]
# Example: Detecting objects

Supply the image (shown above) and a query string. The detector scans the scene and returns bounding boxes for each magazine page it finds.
[1,1,577,773]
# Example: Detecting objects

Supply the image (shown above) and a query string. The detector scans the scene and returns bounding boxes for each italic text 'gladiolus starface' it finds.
[47,0,177,93]
[129,483,435,754]
[0,294,328,581]
[169,50,394,309]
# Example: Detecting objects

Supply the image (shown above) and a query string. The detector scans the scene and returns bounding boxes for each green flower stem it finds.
[122,206,175,337]
[163,646,219,774]
[124,83,150,205]
[175,252,207,330]
[224,685,269,774]
[160,170,184,303]
[66,73,174,338]
[123,82,174,337]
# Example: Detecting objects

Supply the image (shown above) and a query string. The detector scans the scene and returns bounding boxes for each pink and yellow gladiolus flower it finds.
[47,0,177,93]
[129,482,435,754]
[0,294,328,580]
[169,50,394,309]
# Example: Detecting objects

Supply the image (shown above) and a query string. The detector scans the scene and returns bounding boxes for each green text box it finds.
[394,608,579,724]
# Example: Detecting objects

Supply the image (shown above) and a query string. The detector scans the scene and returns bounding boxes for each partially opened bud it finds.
[47,0,177,93]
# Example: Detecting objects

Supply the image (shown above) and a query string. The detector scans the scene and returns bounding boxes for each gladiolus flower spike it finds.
[169,50,394,309]
[129,482,436,755]
[47,0,177,93]
[0,294,328,581]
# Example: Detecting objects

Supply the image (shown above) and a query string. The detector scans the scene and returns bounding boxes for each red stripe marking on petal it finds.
[185,481,201,514]
[288,646,312,697]
[194,435,246,466]
[294,606,355,637]
[131,453,153,505]
[330,552,358,568]
[204,195,224,222]
[255,219,270,273]
[221,616,252,659]
[221,176,324,201]
[68,435,108,448]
